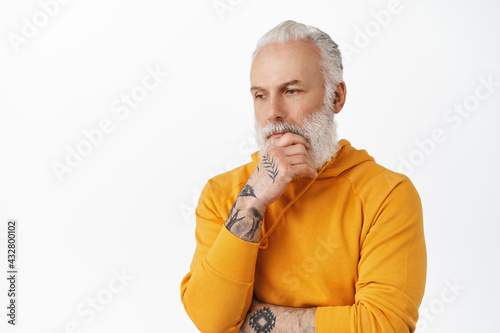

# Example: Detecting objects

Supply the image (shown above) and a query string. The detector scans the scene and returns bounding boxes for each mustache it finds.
[259,121,306,139]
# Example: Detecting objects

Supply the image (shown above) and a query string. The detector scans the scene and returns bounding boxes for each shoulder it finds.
[341,159,421,216]
[198,155,258,217]
[206,157,256,194]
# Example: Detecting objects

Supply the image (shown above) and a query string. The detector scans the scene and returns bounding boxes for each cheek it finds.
[254,106,267,124]
[287,96,321,119]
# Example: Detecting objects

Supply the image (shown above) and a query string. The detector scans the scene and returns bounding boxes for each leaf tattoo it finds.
[262,154,279,183]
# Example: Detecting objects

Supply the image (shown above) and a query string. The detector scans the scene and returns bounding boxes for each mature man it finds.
[181,20,426,332]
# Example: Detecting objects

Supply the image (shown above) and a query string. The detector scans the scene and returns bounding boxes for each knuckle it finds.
[281,163,291,173]
[265,145,275,154]
[297,145,307,154]
[298,164,309,173]
[298,154,309,163]
[274,154,284,164]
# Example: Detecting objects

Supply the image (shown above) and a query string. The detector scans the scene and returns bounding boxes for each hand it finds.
[224,133,316,243]
[248,132,317,207]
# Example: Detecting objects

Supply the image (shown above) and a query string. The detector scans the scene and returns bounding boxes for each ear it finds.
[333,81,347,114]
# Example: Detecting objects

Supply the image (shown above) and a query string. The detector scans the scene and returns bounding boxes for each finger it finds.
[263,146,313,174]
[287,154,315,169]
[267,143,309,158]
[281,143,310,157]
[290,164,318,179]
[273,132,311,149]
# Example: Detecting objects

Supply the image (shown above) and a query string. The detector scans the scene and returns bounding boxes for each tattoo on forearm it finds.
[225,203,245,231]
[262,154,279,183]
[242,207,263,241]
[239,184,257,198]
[226,185,263,241]
[249,307,276,333]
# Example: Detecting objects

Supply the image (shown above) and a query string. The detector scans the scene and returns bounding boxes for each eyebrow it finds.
[250,79,302,93]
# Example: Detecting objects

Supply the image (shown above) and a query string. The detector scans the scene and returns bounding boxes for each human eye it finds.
[286,89,300,95]
[255,93,265,100]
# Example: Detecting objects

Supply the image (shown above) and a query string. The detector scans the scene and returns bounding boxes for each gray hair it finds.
[252,20,343,110]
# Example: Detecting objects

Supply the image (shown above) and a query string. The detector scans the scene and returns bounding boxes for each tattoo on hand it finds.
[249,307,276,333]
[262,154,279,183]
[239,184,257,198]
[226,203,245,231]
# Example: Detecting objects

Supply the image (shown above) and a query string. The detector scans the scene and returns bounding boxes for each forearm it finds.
[225,184,266,243]
[181,225,259,332]
[182,134,317,331]
[181,181,265,332]
[239,299,316,333]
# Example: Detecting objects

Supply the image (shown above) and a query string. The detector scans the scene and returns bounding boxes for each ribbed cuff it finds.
[205,226,260,283]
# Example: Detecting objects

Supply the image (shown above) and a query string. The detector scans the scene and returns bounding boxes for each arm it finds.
[314,178,426,332]
[238,299,316,333]
[180,183,259,333]
[181,133,317,333]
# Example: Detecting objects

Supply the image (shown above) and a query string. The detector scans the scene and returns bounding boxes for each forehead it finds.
[250,40,323,88]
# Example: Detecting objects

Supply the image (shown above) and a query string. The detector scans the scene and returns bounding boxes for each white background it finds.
[1,0,499,332]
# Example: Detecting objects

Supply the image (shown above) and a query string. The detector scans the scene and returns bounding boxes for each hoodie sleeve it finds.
[180,179,260,333]
[315,178,427,332]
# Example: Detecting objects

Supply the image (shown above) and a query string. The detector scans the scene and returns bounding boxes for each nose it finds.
[267,94,287,122]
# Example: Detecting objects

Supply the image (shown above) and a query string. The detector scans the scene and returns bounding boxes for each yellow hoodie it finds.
[181,139,426,332]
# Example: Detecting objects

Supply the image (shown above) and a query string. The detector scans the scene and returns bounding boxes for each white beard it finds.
[255,104,339,170]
